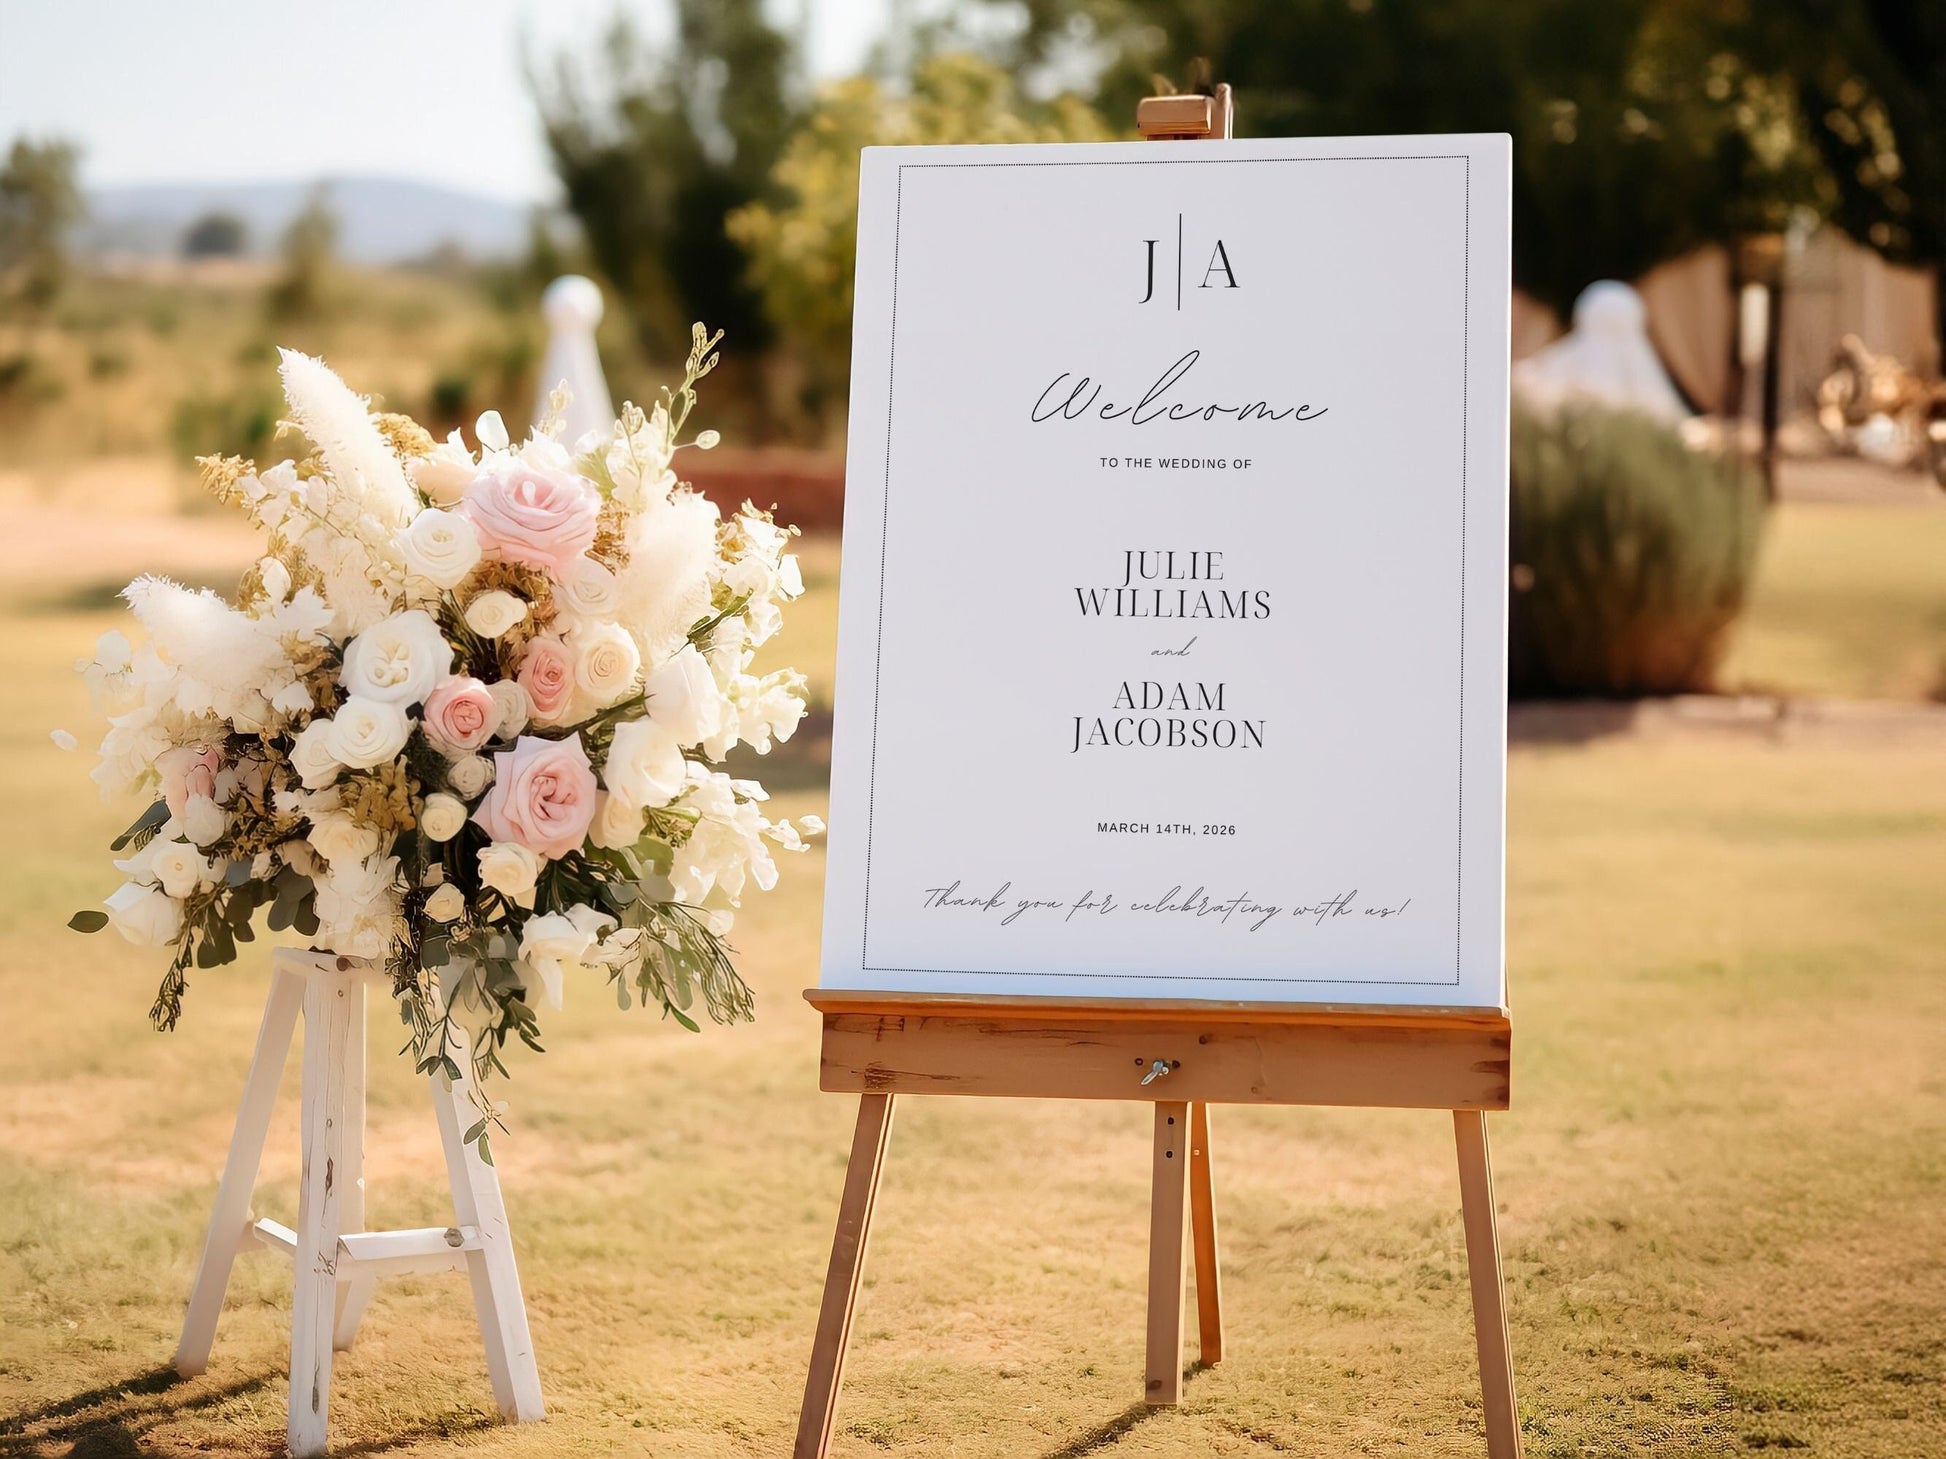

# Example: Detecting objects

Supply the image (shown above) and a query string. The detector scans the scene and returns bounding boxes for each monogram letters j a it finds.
[1139,221,1239,307]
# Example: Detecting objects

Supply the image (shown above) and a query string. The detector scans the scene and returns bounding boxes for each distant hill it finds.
[79,176,534,265]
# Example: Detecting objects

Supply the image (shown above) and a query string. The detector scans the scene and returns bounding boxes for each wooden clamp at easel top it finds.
[1136,83,1235,141]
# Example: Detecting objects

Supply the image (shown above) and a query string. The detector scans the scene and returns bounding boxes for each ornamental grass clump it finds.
[1508,400,1766,697]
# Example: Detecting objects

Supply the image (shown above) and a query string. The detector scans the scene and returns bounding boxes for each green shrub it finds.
[1509,401,1766,696]
[171,385,281,463]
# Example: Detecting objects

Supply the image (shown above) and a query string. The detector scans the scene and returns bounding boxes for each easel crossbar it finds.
[810,995,1512,1112]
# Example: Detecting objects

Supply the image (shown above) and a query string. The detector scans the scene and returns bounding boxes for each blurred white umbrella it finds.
[1514,280,1691,423]
[534,275,615,445]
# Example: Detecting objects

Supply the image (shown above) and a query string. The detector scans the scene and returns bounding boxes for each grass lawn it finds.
[1723,501,1946,702]
[3,547,1943,1459]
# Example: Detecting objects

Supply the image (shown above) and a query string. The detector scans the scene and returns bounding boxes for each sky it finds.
[0,0,887,204]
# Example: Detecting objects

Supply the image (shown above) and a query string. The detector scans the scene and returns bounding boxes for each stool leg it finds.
[174,958,306,1377]
[432,1037,544,1422]
[289,966,356,1458]
[332,980,372,1351]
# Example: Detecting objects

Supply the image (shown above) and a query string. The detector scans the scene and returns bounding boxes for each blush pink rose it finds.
[517,635,576,726]
[421,675,497,754]
[472,733,597,859]
[158,745,221,818]
[459,463,601,579]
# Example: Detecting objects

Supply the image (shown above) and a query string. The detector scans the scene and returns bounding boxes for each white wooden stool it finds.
[172,949,544,1455]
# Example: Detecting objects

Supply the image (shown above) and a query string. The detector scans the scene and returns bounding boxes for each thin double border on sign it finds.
[855,151,1474,989]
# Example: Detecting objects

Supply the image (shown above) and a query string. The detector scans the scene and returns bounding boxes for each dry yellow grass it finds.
[1722,500,1946,701]
[2,564,1943,1457]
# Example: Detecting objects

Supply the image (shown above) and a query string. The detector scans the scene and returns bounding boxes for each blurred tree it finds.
[266,186,338,321]
[949,0,1942,329]
[1792,0,1945,347]
[728,53,1113,414]
[182,210,249,259]
[533,3,795,366]
[0,136,84,316]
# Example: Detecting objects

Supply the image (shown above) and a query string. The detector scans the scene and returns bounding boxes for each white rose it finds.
[308,811,380,868]
[517,904,615,1010]
[151,839,213,899]
[558,556,620,618]
[421,792,468,842]
[477,841,540,907]
[409,432,478,506]
[104,880,182,946]
[604,716,686,812]
[464,589,529,639]
[570,621,641,710]
[589,790,645,850]
[641,644,724,747]
[182,794,228,848]
[340,609,454,705]
[400,507,483,590]
[327,696,411,770]
[289,719,342,790]
[448,753,493,799]
[484,680,529,739]
[424,882,466,922]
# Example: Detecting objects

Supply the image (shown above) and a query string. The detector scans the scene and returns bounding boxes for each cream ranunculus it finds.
[570,621,640,710]
[558,556,621,618]
[308,811,381,867]
[182,794,227,848]
[448,753,494,799]
[477,841,541,907]
[604,715,686,811]
[589,790,645,850]
[464,589,529,640]
[642,644,724,747]
[400,507,483,589]
[151,839,214,899]
[289,719,342,790]
[409,431,478,506]
[424,881,466,922]
[339,609,453,705]
[421,792,468,842]
[484,679,529,739]
[327,695,411,770]
[104,880,182,946]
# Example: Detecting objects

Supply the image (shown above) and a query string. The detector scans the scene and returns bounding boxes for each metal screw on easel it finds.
[1140,1059,1172,1086]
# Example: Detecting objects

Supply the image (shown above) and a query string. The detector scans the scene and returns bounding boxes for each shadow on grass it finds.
[0,1366,271,1457]
[1039,1402,1159,1459]
[0,1364,499,1459]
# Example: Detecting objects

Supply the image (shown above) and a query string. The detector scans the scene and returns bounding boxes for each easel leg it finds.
[1187,1102,1224,1367]
[174,959,307,1378]
[1145,1101,1191,1406]
[794,1092,896,1459]
[431,1039,544,1422]
[1454,1111,1522,1459]
[290,966,356,1458]
[332,979,372,1352]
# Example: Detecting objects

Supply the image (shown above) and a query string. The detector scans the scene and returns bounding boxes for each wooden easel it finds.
[793,86,1521,1459]
[172,949,544,1456]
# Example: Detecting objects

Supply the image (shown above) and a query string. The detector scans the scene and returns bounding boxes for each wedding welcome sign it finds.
[822,133,1513,1009]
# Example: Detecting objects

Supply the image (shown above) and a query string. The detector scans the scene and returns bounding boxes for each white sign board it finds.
[820,134,1512,1009]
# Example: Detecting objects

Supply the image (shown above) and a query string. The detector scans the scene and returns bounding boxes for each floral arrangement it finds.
[70,326,818,1145]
